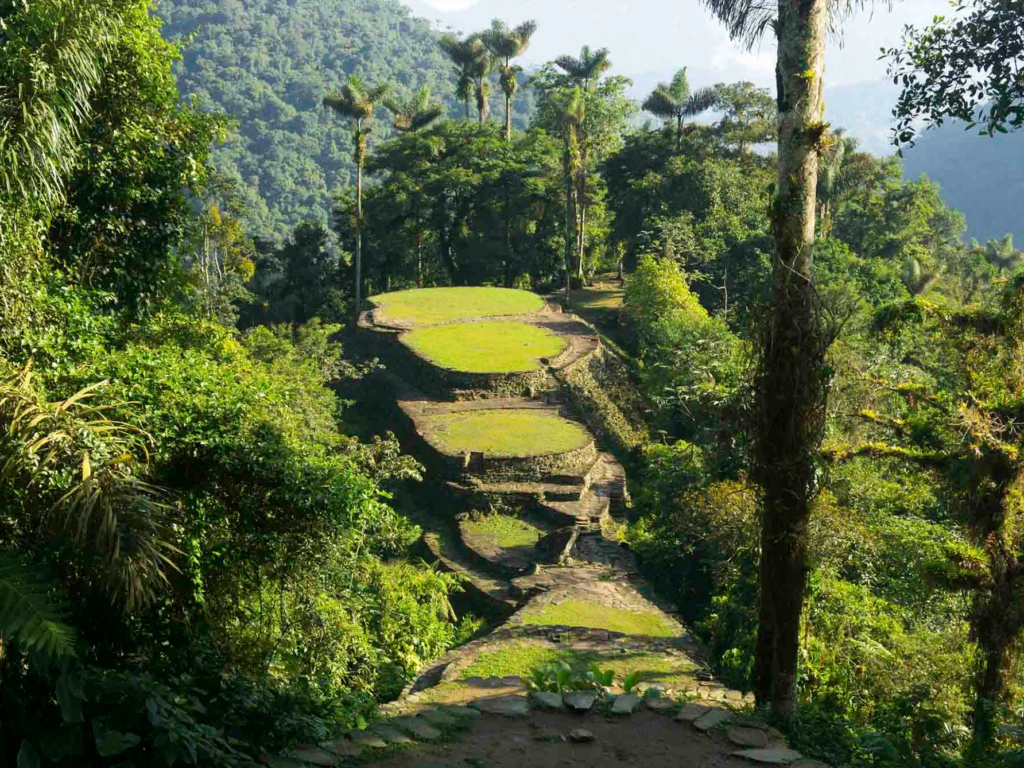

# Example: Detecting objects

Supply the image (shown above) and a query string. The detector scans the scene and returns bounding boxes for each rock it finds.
[500,675,523,687]
[645,697,677,714]
[320,739,358,757]
[696,669,714,681]
[348,731,387,749]
[286,746,337,765]
[791,761,830,768]
[675,703,711,722]
[437,705,482,721]
[569,728,595,744]
[372,725,413,745]
[728,727,770,748]
[531,691,565,710]
[726,690,746,702]
[420,709,460,728]
[533,728,565,743]
[535,527,578,563]
[390,716,442,741]
[611,694,640,715]
[470,695,530,717]
[733,748,805,764]
[563,691,597,712]
[693,708,732,731]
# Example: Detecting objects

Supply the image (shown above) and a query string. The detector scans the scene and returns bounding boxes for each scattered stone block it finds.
[728,726,770,748]
[733,748,805,764]
[470,695,530,717]
[420,709,460,728]
[564,691,597,712]
[533,728,565,743]
[611,694,640,715]
[437,705,482,721]
[390,716,442,741]
[320,739,358,757]
[531,691,565,710]
[569,728,595,743]
[693,708,732,731]
[645,697,678,714]
[675,703,711,722]
[286,746,337,765]
[500,675,523,687]
[372,725,413,745]
[348,731,387,749]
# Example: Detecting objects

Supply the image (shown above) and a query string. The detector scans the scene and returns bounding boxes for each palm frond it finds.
[0,367,179,613]
[701,0,776,49]
[684,86,719,117]
[0,552,77,660]
[643,86,680,119]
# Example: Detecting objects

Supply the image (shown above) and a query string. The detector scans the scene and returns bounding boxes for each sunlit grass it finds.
[514,599,676,637]
[370,287,545,325]
[462,515,544,548]
[402,321,565,373]
[424,409,591,457]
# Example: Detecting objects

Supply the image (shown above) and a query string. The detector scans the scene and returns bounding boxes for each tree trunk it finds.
[506,94,513,140]
[355,150,364,311]
[752,0,829,720]
[577,199,587,282]
[564,151,574,304]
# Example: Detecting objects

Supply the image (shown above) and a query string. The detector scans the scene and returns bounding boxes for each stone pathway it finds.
[264,295,826,767]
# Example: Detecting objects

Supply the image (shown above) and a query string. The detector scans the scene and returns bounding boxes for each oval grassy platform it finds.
[370,287,545,326]
[423,409,591,458]
[402,321,566,374]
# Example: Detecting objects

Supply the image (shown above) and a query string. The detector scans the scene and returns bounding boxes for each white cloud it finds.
[420,0,479,8]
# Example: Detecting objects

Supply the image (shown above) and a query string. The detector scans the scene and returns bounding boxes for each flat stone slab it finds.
[390,716,442,740]
[728,726,770,748]
[734,748,805,764]
[420,709,460,728]
[349,731,387,749]
[320,739,358,757]
[533,727,565,743]
[372,725,413,745]
[694,708,732,731]
[611,694,641,715]
[675,703,712,722]
[645,697,678,713]
[563,691,597,712]
[569,728,595,743]
[437,704,482,720]
[286,746,337,765]
[470,694,530,717]
[531,691,565,710]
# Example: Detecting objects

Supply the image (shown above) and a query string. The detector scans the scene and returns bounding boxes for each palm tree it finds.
[386,86,444,133]
[642,68,718,146]
[702,0,875,719]
[481,19,538,140]
[552,88,585,304]
[440,33,492,124]
[323,75,390,311]
[554,46,612,283]
[554,45,612,92]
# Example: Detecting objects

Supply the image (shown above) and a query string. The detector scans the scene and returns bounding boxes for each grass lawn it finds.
[463,515,544,548]
[458,642,697,687]
[370,287,545,326]
[424,409,591,457]
[513,599,677,638]
[402,321,565,373]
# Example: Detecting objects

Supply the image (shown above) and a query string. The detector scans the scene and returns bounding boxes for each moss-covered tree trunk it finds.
[752,0,828,719]
[354,122,365,311]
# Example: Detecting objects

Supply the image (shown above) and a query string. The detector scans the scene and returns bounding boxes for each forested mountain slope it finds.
[902,122,1024,242]
[159,0,534,241]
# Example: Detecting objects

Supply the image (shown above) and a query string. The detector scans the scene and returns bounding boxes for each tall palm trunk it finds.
[752,0,828,719]
[355,126,364,311]
[563,148,574,304]
[506,92,513,139]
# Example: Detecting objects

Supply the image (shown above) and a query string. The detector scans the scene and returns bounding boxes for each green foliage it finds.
[0,552,77,661]
[525,661,617,695]
[623,255,708,334]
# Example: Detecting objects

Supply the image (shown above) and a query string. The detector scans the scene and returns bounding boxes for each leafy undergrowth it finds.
[462,514,545,547]
[402,320,565,373]
[424,409,591,457]
[370,287,545,326]
[513,600,676,637]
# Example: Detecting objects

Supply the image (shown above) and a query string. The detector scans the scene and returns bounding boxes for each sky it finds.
[412,0,953,89]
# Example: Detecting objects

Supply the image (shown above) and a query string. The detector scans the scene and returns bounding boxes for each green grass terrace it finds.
[401,321,566,374]
[369,287,546,326]
[421,409,591,457]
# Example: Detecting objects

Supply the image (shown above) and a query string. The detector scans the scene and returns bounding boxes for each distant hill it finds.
[902,123,1024,243]
[159,0,532,242]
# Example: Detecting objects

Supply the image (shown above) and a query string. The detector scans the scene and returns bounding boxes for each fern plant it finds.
[0,551,76,661]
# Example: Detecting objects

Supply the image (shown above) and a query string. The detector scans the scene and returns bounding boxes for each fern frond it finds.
[0,552,76,660]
